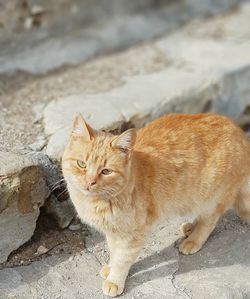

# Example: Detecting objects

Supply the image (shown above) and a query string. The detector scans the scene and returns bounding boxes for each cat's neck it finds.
[132,150,154,185]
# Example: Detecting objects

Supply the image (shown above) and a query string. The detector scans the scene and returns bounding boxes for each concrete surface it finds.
[43,2,250,160]
[0,212,249,298]
[1,3,250,155]
[0,0,245,74]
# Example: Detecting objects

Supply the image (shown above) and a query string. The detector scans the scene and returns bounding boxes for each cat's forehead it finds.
[86,137,110,160]
[80,134,118,164]
[68,132,123,165]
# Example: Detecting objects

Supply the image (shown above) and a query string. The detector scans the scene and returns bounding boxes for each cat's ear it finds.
[72,113,94,140]
[111,129,136,154]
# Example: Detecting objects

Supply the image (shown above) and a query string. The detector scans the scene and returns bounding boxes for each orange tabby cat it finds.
[62,113,250,297]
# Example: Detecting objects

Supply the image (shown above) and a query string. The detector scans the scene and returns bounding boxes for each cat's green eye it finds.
[77,160,86,168]
[101,169,112,175]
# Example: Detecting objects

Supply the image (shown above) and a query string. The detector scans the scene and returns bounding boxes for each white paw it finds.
[102,280,124,297]
[179,239,201,255]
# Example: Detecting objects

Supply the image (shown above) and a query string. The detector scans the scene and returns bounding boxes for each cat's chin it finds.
[80,188,118,199]
[80,189,97,197]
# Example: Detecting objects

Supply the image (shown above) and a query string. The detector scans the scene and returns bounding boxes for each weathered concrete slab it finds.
[0,253,102,299]
[43,3,250,160]
[0,213,249,298]
[0,0,244,74]
[175,212,250,299]
[0,152,49,263]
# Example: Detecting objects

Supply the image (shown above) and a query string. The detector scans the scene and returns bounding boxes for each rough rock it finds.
[45,194,76,229]
[0,152,49,263]
[36,245,49,256]
[43,2,250,161]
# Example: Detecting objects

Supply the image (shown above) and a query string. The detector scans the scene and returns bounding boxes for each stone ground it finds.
[1,1,250,298]
[1,212,250,299]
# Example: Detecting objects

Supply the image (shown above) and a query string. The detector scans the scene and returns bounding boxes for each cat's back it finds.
[135,113,249,157]
[134,113,250,206]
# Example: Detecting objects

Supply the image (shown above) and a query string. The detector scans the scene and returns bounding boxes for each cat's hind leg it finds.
[180,197,236,255]
[234,178,250,223]
[179,187,240,255]
[179,212,220,255]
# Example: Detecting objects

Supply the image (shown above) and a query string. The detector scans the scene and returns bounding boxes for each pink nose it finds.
[86,180,96,190]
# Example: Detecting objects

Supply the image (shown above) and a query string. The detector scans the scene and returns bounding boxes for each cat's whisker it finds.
[55,188,68,199]
[103,190,115,199]
[49,178,65,187]
[49,178,66,191]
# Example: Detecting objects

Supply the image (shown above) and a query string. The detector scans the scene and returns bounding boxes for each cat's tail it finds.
[234,177,250,223]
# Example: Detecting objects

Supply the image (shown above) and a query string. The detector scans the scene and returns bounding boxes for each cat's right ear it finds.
[71,113,94,141]
[111,128,136,154]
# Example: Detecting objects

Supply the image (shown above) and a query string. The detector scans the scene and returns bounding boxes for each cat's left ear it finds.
[71,113,94,141]
[111,129,136,154]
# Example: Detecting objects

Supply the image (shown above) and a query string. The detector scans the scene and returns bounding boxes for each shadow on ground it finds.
[126,211,250,294]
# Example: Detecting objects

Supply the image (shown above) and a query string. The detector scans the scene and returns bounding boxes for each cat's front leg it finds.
[102,235,145,297]
[100,234,116,280]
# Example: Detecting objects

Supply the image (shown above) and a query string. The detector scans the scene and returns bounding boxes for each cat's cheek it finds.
[63,174,74,187]
[66,175,86,195]
[68,176,80,188]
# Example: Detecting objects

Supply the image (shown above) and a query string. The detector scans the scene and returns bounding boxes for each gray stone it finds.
[43,2,250,161]
[0,152,49,263]
[68,217,83,231]
[28,136,47,152]
[45,194,76,229]
[36,245,49,256]
[24,152,77,230]
[0,0,244,74]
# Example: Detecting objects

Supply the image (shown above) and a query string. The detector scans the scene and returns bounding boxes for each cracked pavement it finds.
[1,212,249,298]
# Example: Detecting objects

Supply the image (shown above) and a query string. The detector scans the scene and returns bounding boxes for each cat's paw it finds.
[179,239,201,255]
[180,222,194,237]
[102,280,123,297]
[100,264,110,279]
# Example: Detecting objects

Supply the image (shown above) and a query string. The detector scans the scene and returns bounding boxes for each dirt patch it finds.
[0,208,87,269]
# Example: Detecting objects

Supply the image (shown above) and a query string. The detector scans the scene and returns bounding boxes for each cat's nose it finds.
[86,180,96,190]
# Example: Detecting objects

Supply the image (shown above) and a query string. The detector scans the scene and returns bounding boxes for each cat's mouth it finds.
[81,188,96,196]
[69,177,119,198]
[68,176,98,196]
[79,186,116,198]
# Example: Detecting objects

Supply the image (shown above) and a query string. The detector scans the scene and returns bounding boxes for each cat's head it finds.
[62,113,136,198]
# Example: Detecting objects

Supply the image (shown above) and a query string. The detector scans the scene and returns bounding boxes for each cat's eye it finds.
[101,169,113,175]
[77,160,86,168]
